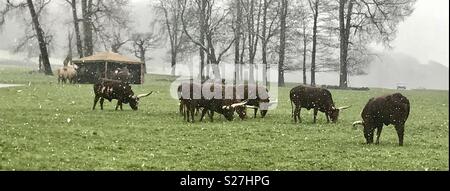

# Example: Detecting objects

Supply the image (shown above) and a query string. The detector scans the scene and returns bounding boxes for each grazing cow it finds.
[198,84,247,122]
[235,84,272,118]
[56,64,77,84]
[352,93,410,146]
[179,81,247,122]
[290,85,350,123]
[112,67,131,83]
[93,79,152,110]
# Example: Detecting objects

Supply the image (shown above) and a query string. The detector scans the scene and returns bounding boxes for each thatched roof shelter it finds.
[72,52,144,84]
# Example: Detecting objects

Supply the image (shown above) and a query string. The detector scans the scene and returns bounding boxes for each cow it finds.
[235,84,273,118]
[56,64,77,84]
[352,93,410,146]
[111,67,131,83]
[198,83,247,122]
[290,85,350,123]
[92,79,152,111]
[178,81,247,122]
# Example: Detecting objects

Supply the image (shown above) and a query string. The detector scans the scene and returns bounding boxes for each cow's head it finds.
[329,106,351,123]
[128,92,153,110]
[222,100,248,121]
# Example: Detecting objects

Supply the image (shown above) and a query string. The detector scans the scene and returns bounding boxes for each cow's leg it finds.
[253,108,258,118]
[364,124,375,144]
[93,95,100,110]
[100,98,105,110]
[297,106,302,123]
[179,101,184,116]
[375,125,384,145]
[313,108,318,123]
[293,104,299,123]
[209,111,214,122]
[200,108,208,122]
[325,114,330,123]
[189,103,195,123]
[395,124,405,146]
[185,103,190,122]
[183,103,187,121]
[190,106,195,123]
[119,101,123,110]
[112,100,122,111]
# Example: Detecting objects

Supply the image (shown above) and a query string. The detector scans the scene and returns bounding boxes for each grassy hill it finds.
[0,68,448,170]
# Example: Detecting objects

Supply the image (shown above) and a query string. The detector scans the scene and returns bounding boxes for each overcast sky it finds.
[389,0,449,66]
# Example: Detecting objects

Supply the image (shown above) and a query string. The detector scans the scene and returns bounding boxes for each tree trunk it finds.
[239,37,245,81]
[339,0,353,88]
[82,0,93,56]
[38,54,43,72]
[171,50,176,76]
[302,26,307,85]
[68,31,73,59]
[278,0,287,87]
[199,0,206,81]
[27,0,52,75]
[261,0,268,87]
[234,0,242,84]
[140,48,146,74]
[310,0,319,86]
[70,0,83,58]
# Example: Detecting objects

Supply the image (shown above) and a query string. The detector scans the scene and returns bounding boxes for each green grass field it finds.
[0,67,448,170]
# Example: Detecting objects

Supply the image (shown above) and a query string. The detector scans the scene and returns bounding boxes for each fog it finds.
[0,0,448,90]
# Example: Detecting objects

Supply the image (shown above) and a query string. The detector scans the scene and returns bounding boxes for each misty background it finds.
[0,0,448,90]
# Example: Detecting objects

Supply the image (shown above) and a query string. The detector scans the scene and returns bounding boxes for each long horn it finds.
[338,105,351,110]
[230,100,248,108]
[137,91,153,98]
[352,121,364,129]
[268,101,278,106]
[245,105,259,109]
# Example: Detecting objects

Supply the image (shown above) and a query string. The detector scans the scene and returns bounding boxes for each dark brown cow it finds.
[93,79,152,110]
[235,84,272,118]
[353,93,410,146]
[178,81,246,122]
[111,67,131,83]
[290,85,350,123]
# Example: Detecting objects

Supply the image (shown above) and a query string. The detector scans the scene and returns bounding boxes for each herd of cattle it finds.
[56,67,410,146]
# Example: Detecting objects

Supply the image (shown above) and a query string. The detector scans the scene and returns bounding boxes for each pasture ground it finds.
[0,67,448,170]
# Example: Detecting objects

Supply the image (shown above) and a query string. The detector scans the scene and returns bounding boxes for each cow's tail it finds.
[352,121,364,129]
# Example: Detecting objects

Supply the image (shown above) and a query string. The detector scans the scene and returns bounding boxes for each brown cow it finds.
[93,79,152,110]
[290,85,350,123]
[235,84,272,118]
[178,81,247,122]
[353,93,410,146]
[56,64,77,84]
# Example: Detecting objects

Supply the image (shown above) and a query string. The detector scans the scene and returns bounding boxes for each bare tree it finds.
[259,0,279,86]
[1,0,53,75]
[278,0,288,87]
[242,0,262,83]
[156,0,186,76]
[338,0,416,88]
[232,0,242,83]
[77,0,131,56]
[131,32,161,73]
[308,0,319,86]
[181,0,236,80]
[65,0,83,58]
